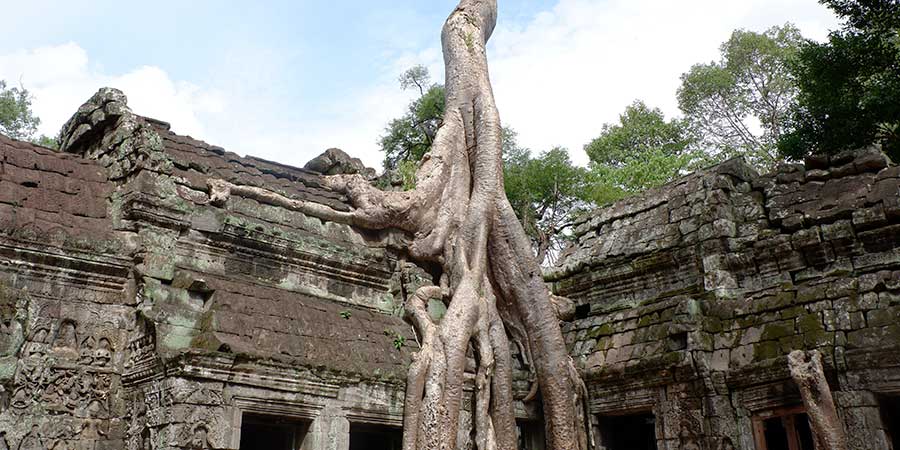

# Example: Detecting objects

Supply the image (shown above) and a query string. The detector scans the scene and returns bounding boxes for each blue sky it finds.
[1,0,840,169]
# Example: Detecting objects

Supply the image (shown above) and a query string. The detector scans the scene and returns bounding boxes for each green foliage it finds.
[384,329,405,350]
[0,80,41,141]
[585,101,706,205]
[379,66,445,174]
[380,67,593,264]
[503,135,592,264]
[678,24,804,171]
[339,310,352,320]
[779,0,900,161]
[0,80,57,148]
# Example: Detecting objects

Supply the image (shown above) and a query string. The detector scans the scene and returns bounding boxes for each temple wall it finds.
[549,148,900,449]
[2,86,899,450]
[0,89,415,450]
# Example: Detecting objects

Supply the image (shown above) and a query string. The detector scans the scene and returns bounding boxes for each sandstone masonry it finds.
[548,147,900,449]
[0,87,898,450]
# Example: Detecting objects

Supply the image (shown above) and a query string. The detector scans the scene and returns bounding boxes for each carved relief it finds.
[187,424,209,450]
[17,425,44,450]
[51,320,78,358]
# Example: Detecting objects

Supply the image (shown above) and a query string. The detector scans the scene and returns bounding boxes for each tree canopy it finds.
[585,100,704,205]
[0,80,57,148]
[504,138,590,265]
[379,65,445,179]
[678,24,805,171]
[0,80,41,141]
[779,0,900,161]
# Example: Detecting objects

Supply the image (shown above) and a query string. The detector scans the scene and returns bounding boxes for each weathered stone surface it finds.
[304,148,377,180]
[553,149,900,449]
[0,90,412,450]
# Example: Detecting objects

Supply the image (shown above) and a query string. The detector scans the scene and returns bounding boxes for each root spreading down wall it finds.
[0,87,898,450]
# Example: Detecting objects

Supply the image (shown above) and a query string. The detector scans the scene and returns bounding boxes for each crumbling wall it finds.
[549,148,900,450]
[0,89,416,450]
[0,132,131,449]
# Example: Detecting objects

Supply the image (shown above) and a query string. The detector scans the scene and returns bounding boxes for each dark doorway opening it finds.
[752,407,815,450]
[881,395,900,449]
[517,420,546,450]
[349,423,402,450]
[240,414,309,450]
[598,412,657,450]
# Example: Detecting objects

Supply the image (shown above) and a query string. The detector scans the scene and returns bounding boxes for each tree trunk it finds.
[207,1,591,448]
[787,350,847,450]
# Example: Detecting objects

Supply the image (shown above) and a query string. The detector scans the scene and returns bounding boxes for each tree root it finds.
[205,1,593,448]
[787,350,847,450]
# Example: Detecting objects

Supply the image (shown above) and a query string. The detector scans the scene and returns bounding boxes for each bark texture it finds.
[207,1,590,448]
[787,350,847,450]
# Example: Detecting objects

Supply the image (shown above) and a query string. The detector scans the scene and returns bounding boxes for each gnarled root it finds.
[787,350,847,450]
[206,1,593,448]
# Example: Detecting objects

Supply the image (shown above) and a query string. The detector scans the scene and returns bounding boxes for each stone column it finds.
[301,406,349,450]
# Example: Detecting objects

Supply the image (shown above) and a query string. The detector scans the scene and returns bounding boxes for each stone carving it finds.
[17,425,44,450]
[187,424,209,449]
[304,148,376,180]
[0,431,8,450]
[94,337,113,367]
[51,320,78,359]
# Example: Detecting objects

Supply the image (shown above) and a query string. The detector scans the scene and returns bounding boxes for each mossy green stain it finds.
[587,323,615,338]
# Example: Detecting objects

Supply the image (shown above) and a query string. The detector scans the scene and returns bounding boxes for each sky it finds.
[0,0,841,169]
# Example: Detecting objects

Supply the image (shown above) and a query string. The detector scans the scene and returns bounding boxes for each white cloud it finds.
[486,0,840,165]
[0,42,222,141]
[0,1,840,172]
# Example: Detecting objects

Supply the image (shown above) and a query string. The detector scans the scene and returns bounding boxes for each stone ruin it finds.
[0,88,897,450]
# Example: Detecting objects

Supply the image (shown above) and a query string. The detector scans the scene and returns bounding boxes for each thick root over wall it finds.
[208,1,592,448]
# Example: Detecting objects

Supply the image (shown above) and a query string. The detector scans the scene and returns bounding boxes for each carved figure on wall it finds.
[52,320,78,359]
[11,386,30,409]
[17,425,44,450]
[94,338,112,366]
[78,337,95,365]
[24,328,49,358]
[719,436,735,450]
[187,424,209,449]
[678,424,701,450]
[0,431,9,450]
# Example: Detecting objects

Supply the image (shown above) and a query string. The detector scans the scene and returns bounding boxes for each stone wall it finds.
[549,149,900,449]
[3,86,899,450]
[0,89,418,450]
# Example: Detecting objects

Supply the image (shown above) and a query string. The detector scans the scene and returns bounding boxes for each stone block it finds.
[852,204,888,230]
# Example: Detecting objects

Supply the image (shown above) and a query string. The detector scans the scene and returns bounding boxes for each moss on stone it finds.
[761,322,794,341]
[753,340,781,361]
[587,323,615,338]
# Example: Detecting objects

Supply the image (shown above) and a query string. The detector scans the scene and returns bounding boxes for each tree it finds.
[0,80,41,141]
[504,139,591,265]
[383,68,591,266]
[779,0,900,161]
[678,24,805,171]
[209,1,591,448]
[379,65,445,180]
[0,80,58,148]
[585,100,704,205]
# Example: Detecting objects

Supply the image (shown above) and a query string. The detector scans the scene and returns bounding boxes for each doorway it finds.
[240,414,309,450]
[751,406,815,450]
[597,412,657,450]
[349,423,402,450]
